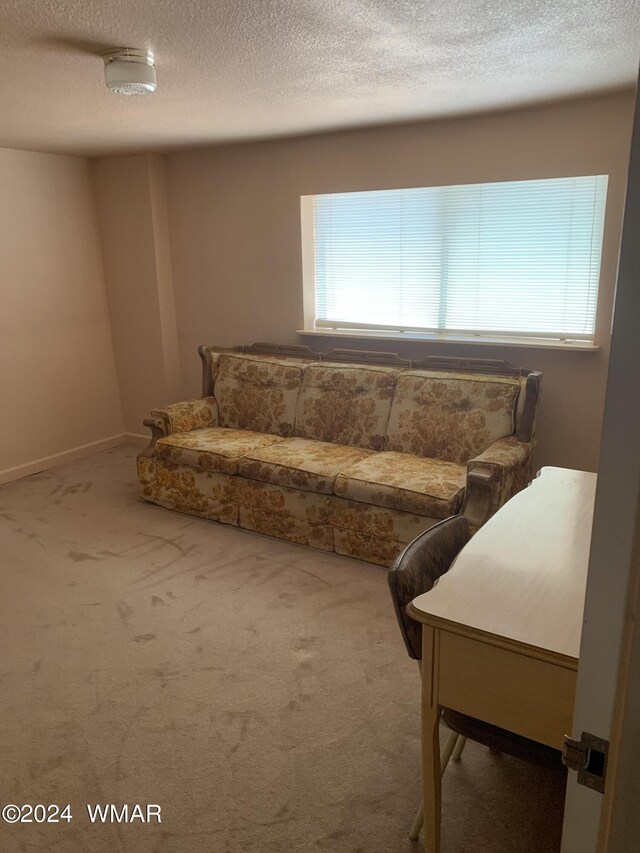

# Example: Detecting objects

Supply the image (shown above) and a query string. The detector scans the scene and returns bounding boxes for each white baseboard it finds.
[0,434,126,486]
[124,432,149,447]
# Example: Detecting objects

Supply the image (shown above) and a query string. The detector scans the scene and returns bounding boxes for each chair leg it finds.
[451,735,467,762]
[408,730,459,840]
[441,730,460,771]
[409,803,424,841]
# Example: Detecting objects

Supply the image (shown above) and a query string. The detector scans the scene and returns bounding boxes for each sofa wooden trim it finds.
[140,417,166,456]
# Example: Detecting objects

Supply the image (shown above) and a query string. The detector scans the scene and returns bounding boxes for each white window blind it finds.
[309,176,608,341]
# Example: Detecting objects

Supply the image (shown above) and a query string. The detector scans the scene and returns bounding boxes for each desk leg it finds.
[421,626,442,853]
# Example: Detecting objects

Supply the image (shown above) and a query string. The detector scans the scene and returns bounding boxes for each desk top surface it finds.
[408,467,597,662]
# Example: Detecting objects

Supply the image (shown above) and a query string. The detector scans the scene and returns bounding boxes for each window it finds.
[302,176,608,344]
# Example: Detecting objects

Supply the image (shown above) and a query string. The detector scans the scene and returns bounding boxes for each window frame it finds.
[299,179,607,352]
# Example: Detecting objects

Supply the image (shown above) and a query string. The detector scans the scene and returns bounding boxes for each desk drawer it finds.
[437,631,577,749]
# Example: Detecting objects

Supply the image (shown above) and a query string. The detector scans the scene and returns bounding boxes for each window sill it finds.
[296,328,600,353]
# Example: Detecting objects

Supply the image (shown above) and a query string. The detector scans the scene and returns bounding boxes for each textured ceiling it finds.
[0,0,638,156]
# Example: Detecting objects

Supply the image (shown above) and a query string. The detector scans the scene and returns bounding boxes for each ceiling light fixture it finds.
[103,48,156,96]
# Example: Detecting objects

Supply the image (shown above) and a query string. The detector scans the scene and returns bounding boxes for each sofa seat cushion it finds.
[334,451,466,518]
[238,437,373,495]
[155,428,284,475]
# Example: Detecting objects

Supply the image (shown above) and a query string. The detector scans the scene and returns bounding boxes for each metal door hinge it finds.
[562,732,609,794]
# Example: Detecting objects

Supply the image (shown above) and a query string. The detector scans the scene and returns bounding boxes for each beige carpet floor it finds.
[0,444,566,853]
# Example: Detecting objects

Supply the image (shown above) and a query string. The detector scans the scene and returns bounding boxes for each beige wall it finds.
[161,91,634,472]
[91,154,180,435]
[8,95,629,484]
[0,147,123,481]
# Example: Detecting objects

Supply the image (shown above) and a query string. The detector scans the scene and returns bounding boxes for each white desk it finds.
[408,467,597,853]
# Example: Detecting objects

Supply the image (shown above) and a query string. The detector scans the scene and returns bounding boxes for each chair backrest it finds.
[387,515,470,660]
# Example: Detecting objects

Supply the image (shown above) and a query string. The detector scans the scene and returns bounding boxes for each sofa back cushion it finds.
[294,363,399,451]
[386,370,521,464]
[214,354,304,436]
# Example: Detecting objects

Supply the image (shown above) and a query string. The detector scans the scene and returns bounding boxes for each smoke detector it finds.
[103,48,156,96]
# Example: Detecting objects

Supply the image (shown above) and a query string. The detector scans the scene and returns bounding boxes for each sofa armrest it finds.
[462,436,534,531]
[140,397,218,457]
[151,397,218,434]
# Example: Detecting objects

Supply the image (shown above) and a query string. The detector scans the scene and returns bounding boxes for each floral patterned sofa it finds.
[137,344,541,566]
